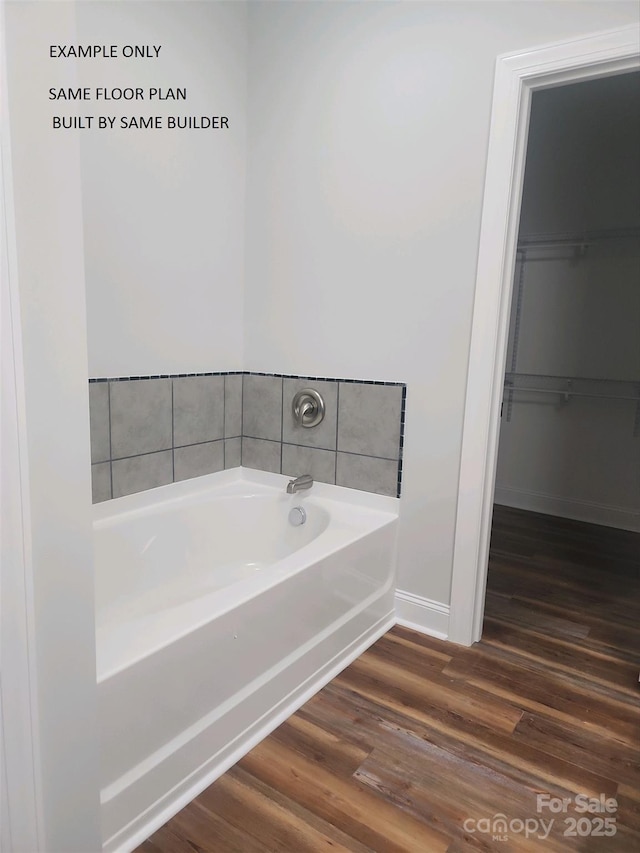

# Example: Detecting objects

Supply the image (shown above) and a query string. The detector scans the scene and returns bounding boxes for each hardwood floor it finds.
[137,506,640,852]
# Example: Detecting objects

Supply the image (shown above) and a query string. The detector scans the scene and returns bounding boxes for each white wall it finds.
[244,1,640,609]
[3,2,101,849]
[495,74,640,530]
[78,1,247,377]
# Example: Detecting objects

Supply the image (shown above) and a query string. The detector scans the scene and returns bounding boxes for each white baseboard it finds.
[494,486,640,533]
[394,590,449,639]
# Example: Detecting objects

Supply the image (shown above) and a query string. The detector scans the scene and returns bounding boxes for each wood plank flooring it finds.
[137,506,640,852]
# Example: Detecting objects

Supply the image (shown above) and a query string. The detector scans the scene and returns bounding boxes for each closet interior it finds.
[484,71,639,652]
[495,70,640,532]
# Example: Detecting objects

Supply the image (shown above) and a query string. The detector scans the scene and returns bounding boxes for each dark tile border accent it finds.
[89,371,246,382]
[108,381,113,498]
[398,384,407,498]
[89,371,402,385]
[90,371,407,498]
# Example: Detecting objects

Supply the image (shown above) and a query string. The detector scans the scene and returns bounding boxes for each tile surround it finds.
[336,452,399,497]
[337,382,403,459]
[174,440,225,482]
[89,371,405,501]
[173,375,224,447]
[282,377,338,450]
[110,378,173,459]
[241,436,281,474]
[282,443,336,485]
[91,461,111,503]
[242,374,282,442]
[224,374,243,438]
[224,436,242,469]
[112,450,173,499]
[89,373,243,501]
[88,382,110,463]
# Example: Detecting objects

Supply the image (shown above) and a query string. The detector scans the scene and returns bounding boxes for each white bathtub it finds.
[94,467,398,852]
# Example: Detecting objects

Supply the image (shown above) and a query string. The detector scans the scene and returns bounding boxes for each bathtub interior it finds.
[94,488,330,631]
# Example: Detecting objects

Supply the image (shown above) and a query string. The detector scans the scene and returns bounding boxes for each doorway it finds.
[495,71,640,528]
[448,25,640,647]
[484,68,640,666]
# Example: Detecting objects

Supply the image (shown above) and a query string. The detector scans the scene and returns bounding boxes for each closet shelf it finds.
[503,373,640,403]
[517,225,640,254]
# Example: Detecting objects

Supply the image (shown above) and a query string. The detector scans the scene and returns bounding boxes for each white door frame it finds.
[1,3,102,849]
[448,25,640,647]
[0,7,42,848]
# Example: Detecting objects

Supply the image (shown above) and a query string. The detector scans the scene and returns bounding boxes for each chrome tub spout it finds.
[286,474,313,494]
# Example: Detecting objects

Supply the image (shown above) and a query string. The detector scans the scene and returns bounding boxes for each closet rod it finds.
[516,241,589,252]
[504,385,638,402]
[518,226,640,247]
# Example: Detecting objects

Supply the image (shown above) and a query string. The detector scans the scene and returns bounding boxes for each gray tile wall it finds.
[89,372,405,502]
[244,374,404,497]
[89,374,243,502]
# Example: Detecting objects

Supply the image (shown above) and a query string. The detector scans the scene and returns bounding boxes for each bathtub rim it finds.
[93,467,400,523]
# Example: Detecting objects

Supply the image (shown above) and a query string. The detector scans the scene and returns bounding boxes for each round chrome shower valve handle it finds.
[288,506,307,526]
[292,388,325,428]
